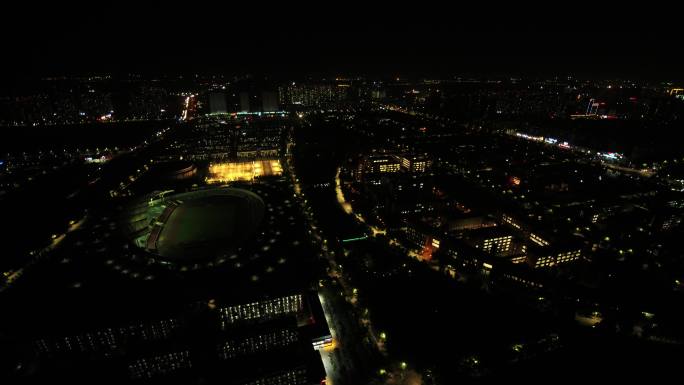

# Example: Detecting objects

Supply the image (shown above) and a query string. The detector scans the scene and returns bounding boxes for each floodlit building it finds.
[364,155,401,174]
[463,227,513,256]
[398,154,431,173]
[526,244,583,268]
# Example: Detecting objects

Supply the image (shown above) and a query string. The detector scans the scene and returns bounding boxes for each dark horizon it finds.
[3,4,683,82]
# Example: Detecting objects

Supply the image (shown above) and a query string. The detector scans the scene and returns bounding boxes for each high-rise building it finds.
[278,82,350,108]
[209,92,227,114]
[262,91,279,112]
[239,92,250,113]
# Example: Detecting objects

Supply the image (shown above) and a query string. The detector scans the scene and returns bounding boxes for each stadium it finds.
[140,188,264,260]
[118,180,302,275]
[12,179,327,385]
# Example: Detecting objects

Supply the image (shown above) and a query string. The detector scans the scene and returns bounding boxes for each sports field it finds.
[206,159,283,183]
[155,190,264,259]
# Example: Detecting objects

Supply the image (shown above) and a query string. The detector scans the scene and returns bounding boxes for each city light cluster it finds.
[206,159,283,183]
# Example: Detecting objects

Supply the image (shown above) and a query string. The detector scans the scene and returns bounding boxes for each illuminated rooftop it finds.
[207,159,283,183]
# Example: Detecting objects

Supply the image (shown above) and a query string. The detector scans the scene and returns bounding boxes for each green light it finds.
[342,235,368,243]
[400,362,407,370]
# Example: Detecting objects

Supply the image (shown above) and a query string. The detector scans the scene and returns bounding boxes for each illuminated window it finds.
[530,233,549,246]
[128,350,191,379]
[219,294,303,328]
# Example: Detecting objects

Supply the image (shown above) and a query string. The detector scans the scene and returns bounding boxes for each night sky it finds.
[3,3,683,80]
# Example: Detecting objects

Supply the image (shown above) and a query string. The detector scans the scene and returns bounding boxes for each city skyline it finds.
[1,7,683,385]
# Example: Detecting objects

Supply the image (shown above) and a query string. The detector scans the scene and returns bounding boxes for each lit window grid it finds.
[218,328,299,359]
[503,273,543,288]
[378,163,400,173]
[35,328,118,354]
[33,319,180,355]
[125,318,180,341]
[534,250,581,268]
[482,236,512,253]
[218,294,303,327]
[242,367,307,385]
[530,233,549,246]
[503,215,521,229]
[128,350,191,379]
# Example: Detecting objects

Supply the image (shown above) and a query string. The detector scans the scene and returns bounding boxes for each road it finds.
[334,167,386,236]
[288,124,384,384]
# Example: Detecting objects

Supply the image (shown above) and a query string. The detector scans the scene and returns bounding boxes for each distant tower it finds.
[239,92,250,113]
[209,92,227,114]
[262,91,279,112]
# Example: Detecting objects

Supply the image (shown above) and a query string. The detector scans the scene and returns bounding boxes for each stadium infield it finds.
[153,188,265,260]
